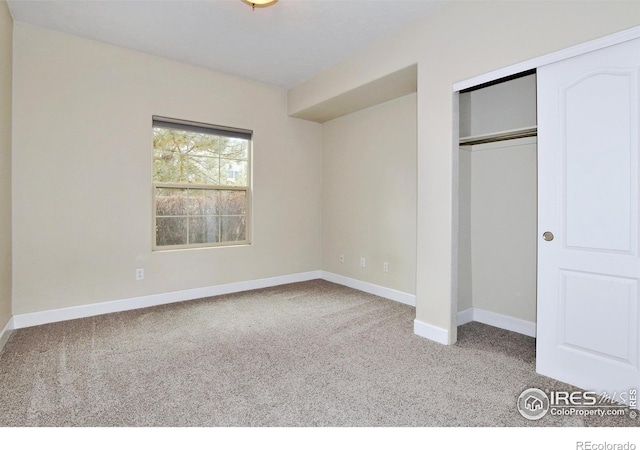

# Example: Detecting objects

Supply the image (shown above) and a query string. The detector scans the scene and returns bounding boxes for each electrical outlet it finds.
[339,254,344,263]
[383,262,389,273]
[360,257,366,268]
[135,268,144,280]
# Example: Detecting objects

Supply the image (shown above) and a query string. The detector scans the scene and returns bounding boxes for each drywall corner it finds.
[0,0,12,334]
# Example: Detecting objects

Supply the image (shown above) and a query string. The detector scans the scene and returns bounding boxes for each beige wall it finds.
[289,1,640,343]
[322,94,417,294]
[0,1,12,334]
[12,22,323,315]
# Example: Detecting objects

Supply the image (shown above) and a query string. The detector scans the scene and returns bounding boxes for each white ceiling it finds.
[7,0,446,89]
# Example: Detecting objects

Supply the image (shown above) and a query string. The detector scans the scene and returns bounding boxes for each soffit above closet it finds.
[289,65,417,123]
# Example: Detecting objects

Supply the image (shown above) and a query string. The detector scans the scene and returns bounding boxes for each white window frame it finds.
[152,116,252,251]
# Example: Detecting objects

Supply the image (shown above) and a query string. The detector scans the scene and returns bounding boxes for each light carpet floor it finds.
[0,280,635,427]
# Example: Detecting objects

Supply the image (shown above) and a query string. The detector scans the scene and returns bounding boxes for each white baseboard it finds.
[6,271,535,346]
[413,319,450,345]
[0,317,14,353]
[6,266,535,348]
[12,270,322,330]
[457,307,536,338]
[9,269,416,333]
[320,271,416,306]
[457,307,474,326]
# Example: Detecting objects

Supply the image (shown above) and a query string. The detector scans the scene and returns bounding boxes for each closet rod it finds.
[459,126,537,146]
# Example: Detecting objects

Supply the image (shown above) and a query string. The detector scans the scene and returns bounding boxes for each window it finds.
[152,116,251,249]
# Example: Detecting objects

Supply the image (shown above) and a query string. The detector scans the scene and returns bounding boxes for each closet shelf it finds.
[459,126,537,146]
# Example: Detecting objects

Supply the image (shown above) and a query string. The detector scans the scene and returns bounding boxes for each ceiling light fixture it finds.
[242,0,278,10]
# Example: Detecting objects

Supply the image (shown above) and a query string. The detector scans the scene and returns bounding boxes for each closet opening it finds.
[456,69,538,342]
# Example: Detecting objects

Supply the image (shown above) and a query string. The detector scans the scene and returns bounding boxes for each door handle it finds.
[543,231,554,241]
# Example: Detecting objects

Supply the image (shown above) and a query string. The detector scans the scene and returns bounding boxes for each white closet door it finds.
[537,38,640,399]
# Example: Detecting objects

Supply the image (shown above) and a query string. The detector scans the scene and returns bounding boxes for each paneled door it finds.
[537,38,640,399]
